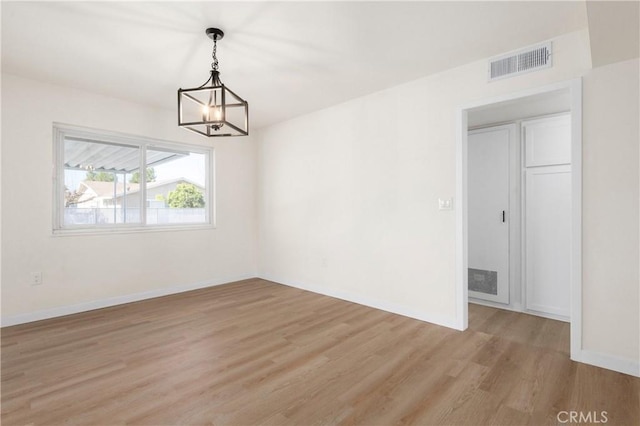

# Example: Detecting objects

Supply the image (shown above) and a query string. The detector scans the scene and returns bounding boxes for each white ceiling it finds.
[2,1,589,129]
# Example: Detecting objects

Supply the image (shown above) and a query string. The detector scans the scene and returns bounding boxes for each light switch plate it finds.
[438,198,453,210]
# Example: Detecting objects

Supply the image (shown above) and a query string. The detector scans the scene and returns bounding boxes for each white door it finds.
[523,114,571,320]
[468,125,513,304]
[525,166,571,318]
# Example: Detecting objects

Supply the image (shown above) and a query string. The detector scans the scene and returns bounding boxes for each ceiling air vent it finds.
[489,42,552,81]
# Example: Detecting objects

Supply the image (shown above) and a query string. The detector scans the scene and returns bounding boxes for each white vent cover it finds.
[489,42,552,81]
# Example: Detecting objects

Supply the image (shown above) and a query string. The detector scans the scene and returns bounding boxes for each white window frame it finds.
[53,123,215,235]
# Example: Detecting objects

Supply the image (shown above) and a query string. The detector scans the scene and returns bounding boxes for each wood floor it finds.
[2,279,638,425]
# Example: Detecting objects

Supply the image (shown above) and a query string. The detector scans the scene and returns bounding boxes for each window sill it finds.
[52,223,216,237]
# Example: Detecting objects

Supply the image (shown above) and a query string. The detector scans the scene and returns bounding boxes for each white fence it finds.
[64,208,206,225]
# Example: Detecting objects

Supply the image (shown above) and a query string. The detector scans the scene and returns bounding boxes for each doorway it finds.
[455,79,582,361]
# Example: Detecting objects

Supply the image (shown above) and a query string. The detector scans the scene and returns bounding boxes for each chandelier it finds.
[178,28,249,137]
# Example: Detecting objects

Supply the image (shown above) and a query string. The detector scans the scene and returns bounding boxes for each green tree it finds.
[167,183,205,208]
[85,171,115,182]
[64,186,84,207]
[130,168,156,184]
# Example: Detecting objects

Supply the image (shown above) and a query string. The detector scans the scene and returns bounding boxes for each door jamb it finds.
[455,78,582,362]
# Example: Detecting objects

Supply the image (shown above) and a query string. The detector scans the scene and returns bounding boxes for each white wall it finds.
[582,58,639,362]
[258,30,592,327]
[1,74,258,323]
[258,29,639,370]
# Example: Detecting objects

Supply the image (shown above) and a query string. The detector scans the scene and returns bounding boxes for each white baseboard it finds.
[572,349,640,378]
[469,298,570,323]
[1,274,258,327]
[260,274,461,331]
[469,297,522,313]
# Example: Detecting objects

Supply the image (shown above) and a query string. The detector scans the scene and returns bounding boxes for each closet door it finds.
[468,125,513,304]
[525,166,571,317]
[523,114,571,319]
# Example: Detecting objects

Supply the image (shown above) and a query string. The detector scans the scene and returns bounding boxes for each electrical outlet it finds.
[438,198,453,210]
[30,272,42,286]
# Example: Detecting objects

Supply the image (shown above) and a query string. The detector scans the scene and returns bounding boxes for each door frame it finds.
[455,78,582,362]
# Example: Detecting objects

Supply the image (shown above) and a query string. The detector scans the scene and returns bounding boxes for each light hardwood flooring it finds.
[2,278,638,425]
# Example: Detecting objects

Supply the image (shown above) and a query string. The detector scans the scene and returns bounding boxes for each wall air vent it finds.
[489,42,552,81]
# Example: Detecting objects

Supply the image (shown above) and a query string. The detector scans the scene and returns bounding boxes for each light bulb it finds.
[202,105,222,122]
[201,105,209,122]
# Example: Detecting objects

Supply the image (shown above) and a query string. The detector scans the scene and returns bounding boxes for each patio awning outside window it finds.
[64,137,188,173]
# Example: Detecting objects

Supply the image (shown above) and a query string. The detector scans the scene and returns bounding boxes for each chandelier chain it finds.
[211,39,219,71]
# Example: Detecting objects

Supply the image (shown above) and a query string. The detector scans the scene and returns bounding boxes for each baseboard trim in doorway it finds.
[468,297,523,313]
[261,275,461,331]
[1,274,258,327]
[468,298,570,323]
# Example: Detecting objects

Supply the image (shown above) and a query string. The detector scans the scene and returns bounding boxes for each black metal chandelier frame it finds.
[178,28,249,137]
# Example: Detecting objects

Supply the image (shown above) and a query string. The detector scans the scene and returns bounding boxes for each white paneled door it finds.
[468,125,513,304]
[525,166,571,317]
[523,114,571,319]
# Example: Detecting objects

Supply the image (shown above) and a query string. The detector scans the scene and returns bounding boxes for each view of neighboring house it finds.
[71,178,203,209]
[66,177,206,225]
[72,181,140,208]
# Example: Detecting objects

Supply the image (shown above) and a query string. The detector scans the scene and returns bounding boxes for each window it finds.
[54,124,213,234]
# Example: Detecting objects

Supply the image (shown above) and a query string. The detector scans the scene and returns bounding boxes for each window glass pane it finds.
[55,124,213,233]
[145,148,207,225]
[63,138,141,226]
